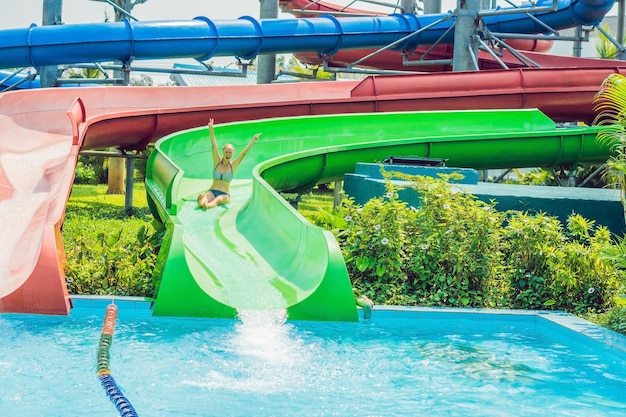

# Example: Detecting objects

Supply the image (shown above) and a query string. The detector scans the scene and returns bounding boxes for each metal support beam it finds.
[578,164,607,187]
[78,150,148,216]
[125,157,135,215]
[257,0,279,84]
[452,0,481,72]
[333,181,343,210]
[573,25,583,57]
[618,0,626,60]
[401,0,417,13]
[41,0,62,88]
[423,0,442,14]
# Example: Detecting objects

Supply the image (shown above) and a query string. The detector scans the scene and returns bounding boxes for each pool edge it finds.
[67,295,626,353]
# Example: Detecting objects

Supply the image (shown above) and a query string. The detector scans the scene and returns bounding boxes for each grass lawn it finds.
[62,183,154,253]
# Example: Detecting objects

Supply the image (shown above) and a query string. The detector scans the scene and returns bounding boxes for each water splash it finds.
[231,309,300,363]
[185,309,318,393]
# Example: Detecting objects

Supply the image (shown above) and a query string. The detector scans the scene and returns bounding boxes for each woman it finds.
[197,118,261,209]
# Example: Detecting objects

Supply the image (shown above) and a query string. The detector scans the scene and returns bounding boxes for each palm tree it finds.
[595,24,619,59]
[592,74,626,273]
[593,73,626,220]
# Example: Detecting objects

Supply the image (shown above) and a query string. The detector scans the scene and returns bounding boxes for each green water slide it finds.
[145,109,610,321]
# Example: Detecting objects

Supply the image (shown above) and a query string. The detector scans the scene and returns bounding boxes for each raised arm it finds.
[208,118,220,165]
[232,132,261,171]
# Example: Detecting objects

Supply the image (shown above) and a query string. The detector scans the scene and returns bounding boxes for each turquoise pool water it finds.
[1,302,625,417]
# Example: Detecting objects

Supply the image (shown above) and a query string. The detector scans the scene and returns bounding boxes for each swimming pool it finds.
[1,298,625,417]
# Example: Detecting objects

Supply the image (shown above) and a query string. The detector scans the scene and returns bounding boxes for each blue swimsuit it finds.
[210,162,233,197]
[213,163,233,183]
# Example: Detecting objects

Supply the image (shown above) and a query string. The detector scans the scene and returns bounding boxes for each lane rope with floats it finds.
[97,303,139,417]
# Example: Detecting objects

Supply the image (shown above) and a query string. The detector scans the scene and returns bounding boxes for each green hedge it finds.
[309,172,625,320]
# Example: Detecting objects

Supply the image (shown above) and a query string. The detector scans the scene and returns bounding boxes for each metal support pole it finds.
[573,26,583,57]
[125,157,135,216]
[401,0,417,13]
[452,0,481,72]
[492,168,513,183]
[334,181,343,210]
[423,0,442,14]
[257,0,279,84]
[41,0,63,87]
[578,164,606,187]
[568,169,577,187]
[618,0,626,60]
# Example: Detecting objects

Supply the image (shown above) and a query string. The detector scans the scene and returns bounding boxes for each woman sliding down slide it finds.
[197,118,261,209]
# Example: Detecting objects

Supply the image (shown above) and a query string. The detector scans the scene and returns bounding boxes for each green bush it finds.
[309,170,625,316]
[338,184,413,305]
[587,306,626,335]
[64,223,161,297]
[73,160,97,184]
[501,212,621,315]
[505,168,556,185]
[62,184,162,298]
[75,155,108,184]
[333,173,505,307]
[403,174,505,308]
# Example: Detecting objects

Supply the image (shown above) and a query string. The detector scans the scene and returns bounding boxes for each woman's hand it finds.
[208,118,214,129]
[253,133,261,141]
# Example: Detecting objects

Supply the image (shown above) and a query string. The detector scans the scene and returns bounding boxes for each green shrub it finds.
[501,212,622,315]
[73,160,97,184]
[603,306,626,335]
[586,306,626,335]
[500,211,565,309]
[62,184,162,298]
[335,172,505,307]
[64,223,162,297]
[402,174,505,308]
[76,155,108,184]
[338,184,413,305]
[505,168,556,185]
[306,170,625,315]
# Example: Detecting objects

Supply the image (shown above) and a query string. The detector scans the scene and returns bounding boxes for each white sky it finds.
[0,0,618,29]
[0,0,275,29]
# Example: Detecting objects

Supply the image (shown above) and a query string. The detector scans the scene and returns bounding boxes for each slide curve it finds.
[0,0,620,317]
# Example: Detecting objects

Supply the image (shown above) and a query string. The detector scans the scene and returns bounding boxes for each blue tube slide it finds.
[0,0,613,69]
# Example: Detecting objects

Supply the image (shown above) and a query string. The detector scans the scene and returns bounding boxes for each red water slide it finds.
[84,66,626,151]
